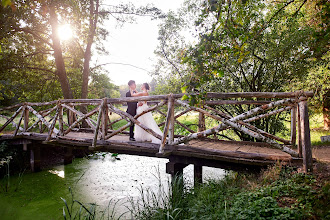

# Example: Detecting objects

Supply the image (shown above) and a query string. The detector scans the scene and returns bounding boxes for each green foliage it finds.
[151,0,330,139]
[61,187,123,220]
[131,165,330,220]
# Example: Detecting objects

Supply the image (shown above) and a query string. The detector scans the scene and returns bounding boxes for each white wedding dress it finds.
[134,102,163,144]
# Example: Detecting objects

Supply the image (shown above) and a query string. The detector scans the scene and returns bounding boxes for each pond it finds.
[0,153,225,219]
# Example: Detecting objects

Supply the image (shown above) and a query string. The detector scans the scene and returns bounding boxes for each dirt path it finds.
[313,145,330,163]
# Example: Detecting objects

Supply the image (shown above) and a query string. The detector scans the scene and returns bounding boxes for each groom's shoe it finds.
[129,137,136,141]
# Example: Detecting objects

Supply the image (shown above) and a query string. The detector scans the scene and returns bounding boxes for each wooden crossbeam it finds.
[46,110,59,141]
[14,108,24,137]
[26,105,57,132]
[92,100,104,147]
[0,106,24,133]
[156,109,195,133]
[205,105,291,145]
[158,108,193,127]
[26,105,59,134]
[106,101,167,141]
[0,114,24,132]
[62,104,97,131]
[173,99,296,149]
[63,106,100,135]
[105,101,167,140]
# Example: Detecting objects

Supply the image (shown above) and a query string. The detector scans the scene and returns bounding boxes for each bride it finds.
[130,83,163,144]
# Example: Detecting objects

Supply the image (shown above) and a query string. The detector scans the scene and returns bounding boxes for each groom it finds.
[126,80,138,141]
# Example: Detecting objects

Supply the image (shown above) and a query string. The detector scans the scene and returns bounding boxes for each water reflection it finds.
[48,165,65,178]
[67,153,226,212]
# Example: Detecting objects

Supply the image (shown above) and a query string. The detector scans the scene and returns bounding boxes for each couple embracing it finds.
[126,80,163,144]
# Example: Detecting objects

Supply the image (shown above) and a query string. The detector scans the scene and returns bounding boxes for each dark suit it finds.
[126,90,137,138]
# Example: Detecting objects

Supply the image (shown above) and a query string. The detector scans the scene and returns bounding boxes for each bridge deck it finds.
[0,131,300,169]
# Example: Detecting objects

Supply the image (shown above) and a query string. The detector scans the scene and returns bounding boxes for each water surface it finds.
[0,153,225,219]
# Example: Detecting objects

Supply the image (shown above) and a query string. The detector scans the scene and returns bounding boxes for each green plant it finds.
[61,187,125,220]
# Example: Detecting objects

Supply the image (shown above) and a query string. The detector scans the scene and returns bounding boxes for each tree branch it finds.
[12,27,53,48]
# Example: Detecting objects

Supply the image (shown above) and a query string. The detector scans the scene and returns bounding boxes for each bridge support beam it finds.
[30,144,41,172]
[64,147,73,165]
[194,165,203,186]
[166,161,187,178]
[298,99,313,173]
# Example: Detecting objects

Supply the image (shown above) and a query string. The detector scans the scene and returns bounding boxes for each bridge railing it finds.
[0,91,314,172]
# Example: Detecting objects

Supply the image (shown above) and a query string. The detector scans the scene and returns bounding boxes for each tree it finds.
[151,0,328,139]
[0,0,163,107]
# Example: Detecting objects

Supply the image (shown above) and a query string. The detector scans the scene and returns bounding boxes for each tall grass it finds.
[129,165,330,220]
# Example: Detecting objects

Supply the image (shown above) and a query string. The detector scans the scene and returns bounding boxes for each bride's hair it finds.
[143,83,150,90]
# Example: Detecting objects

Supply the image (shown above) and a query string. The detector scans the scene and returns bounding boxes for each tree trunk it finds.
[80,0,99,127]
[323,90,330,130]
[49,5,73,99]
[81,0,99,100]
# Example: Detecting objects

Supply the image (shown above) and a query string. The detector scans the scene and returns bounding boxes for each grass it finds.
[62,164,330,219]
[129,164,330,220]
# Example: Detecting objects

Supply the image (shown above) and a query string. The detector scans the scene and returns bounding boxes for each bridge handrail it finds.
[0,91,313,111]
[0,91,314,172]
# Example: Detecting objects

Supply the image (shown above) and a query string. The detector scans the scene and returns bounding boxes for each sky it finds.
[94,0,185,86]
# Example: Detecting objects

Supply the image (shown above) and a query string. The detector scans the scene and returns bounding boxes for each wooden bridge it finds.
[0,91,314,183]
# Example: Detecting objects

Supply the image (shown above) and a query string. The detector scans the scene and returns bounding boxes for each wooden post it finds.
[290,105,297,145]
[166,161,187,179]
[101,99,108,140]
[58,103,64,136]
[159,95,174,153]
[168,95,175,145]
[30,144,41,172]
[92,100,103,147]
[198,112,206,132]
[298,98,313,173]
[68,104,75,125]
[64,147,73,165]
[297,105,302,157]
[194,165,203,186]
[23,104,29,131]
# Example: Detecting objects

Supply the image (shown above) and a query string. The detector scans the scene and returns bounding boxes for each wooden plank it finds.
[298,99,313,173]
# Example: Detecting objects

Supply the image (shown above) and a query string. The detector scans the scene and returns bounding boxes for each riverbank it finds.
[130,162,330,220]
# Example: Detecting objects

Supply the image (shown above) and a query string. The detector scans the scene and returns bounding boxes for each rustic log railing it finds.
[0,91,314,172]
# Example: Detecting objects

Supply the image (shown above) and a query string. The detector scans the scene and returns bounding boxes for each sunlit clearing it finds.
[49,169,65,178]
[58,24,73,41]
